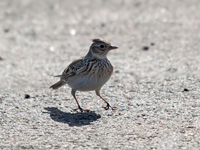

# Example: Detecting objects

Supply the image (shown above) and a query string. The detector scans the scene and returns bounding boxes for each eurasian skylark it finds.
[50,38,118,112]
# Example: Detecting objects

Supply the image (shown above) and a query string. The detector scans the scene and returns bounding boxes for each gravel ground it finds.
[0,0,200,149]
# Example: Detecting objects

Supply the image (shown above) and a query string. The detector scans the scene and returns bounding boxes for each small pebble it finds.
[183,88,189,92]
[24,94,30,99]
[49,46,55,52]
[143,46,149,51]
[150,42,155,46]
[4,29,9,33]
[101,23,105,27]
[0,57,3,60]
[70,29,76,36]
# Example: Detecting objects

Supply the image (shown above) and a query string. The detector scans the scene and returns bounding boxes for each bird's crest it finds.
[92,38,111,45]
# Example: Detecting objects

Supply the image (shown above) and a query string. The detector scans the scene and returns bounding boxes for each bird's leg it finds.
[71,90,90,112]
[98,95,116,110]
[72,96,83,112]
[95,89,116,110]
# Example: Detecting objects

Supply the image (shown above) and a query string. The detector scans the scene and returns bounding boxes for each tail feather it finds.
[53,75,61,77]
[50,81,66,89]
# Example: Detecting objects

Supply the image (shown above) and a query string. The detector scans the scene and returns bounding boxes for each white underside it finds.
[68,74,110,91]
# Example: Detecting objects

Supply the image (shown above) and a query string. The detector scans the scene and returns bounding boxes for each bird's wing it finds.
[60,58,86,80]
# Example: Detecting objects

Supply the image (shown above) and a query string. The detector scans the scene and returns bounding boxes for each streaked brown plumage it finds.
[50,38,118,112]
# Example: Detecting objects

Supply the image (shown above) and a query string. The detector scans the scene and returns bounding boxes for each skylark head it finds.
[89,38,118,59]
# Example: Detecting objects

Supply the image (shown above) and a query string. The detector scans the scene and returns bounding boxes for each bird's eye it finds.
[100,45,105,49]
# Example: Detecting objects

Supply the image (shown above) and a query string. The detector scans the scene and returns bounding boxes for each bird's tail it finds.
[50,80,66,89]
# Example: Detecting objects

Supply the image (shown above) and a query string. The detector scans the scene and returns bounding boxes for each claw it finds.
[103,103,117,110]
[103,103,110,110]
[73,106,90,112]
[111,107,117,110]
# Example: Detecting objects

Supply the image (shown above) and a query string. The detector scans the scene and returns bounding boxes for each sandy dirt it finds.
[0,0,200,149]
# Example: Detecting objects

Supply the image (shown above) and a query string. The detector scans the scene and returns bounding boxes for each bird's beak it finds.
[109,45,118,50]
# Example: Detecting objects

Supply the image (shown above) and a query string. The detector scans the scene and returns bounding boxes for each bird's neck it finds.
[85,50,107,60]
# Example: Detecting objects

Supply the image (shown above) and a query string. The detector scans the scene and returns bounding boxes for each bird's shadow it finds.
[44,107,101,127]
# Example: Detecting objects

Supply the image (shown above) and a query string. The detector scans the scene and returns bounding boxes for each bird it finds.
[50,38,118,112]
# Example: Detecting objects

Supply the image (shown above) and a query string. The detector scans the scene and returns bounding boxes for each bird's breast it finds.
[68,59,113,91]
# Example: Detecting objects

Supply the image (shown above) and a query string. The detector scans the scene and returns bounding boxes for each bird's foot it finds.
[103,103,117,110]
[73,106,90,113]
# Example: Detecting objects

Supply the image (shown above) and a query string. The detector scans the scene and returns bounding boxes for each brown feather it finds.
[50,81,66,89]
[92,38,111,45]
[53,75,61,77]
